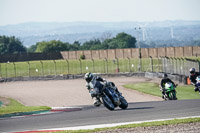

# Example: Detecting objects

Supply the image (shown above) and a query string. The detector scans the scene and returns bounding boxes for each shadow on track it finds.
[114,106,154,111]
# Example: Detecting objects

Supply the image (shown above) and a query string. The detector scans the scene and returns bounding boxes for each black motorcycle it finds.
[89,77,128,110]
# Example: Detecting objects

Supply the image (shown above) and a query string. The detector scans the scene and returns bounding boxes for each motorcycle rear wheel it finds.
[119,97,128,109]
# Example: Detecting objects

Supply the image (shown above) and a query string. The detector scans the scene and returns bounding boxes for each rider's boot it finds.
[162,90,165,99]
[93,97,101,107]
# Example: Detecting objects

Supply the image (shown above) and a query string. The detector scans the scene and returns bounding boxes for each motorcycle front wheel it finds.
[168,92,177,100]
[102,95,115,110]
[171,91,177,100]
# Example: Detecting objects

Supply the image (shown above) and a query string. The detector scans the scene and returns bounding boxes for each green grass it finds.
[123,82,200,100]
[0,97,51,115]
[49,117,200,133]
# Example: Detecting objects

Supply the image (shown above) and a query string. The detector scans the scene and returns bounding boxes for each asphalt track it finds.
[0,99,200,132]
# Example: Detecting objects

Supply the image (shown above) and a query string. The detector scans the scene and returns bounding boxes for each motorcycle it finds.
[160,82,177,100]
[89,77,128,110]
[194,82,200,94]
[194,76,200,94]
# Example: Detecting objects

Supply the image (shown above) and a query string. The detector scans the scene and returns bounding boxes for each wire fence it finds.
[158,57,200,76]
[0,57,199,78]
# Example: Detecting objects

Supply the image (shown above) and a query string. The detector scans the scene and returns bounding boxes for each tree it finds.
[27,44,37,53]
[35,40,69,53]
[81,39,101,50]
[103,32,136,49]
[69,41,81,51]
[0,35,26,55]
[114,32,136,48]
[100,32,112,42]
[28,32,137,53]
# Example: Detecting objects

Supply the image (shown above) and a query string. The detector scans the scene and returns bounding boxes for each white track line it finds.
[40,115,200,131]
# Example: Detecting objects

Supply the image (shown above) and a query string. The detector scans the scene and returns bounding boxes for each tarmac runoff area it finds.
[0,77,162,118]
[0,77,162,107]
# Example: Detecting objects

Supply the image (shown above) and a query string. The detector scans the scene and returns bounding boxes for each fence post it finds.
[105,58,108,74]
[40,60,44,77]
[170,57,174,74]
[0,63,1,77]
[103,59,105,73]
[180,58,184,75]
[127,57,131,72]
[13,62,16,77]
[177,58,181,75]
[197,60,200,72]
[79,59,82,74]
[91,59,95,73]
[6,62,8,78]
[53,60,57,76]
[161,57,165,73]
[159,56,162,72]
[115,57,119,73]
[27,61,30,77]
[138,53,141,72]
[175,57,178,74]
[181,58,185,75]
[166,56,170,74]
[66,60,69,74]
[149,56,153,72]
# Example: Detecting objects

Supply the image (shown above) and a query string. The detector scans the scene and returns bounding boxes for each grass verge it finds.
[0,97,51,115]
[123,82,200,100]
[48,117,200,133]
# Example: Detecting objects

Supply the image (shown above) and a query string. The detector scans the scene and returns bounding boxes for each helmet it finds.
[196,76,200,83]
[189,68,195,74]
[163,73,168,79]
[84,72,94,83]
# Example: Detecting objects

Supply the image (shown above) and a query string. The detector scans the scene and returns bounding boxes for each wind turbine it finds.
[138,22,148,41]
[168,21,177,39]
[170,23,174,39]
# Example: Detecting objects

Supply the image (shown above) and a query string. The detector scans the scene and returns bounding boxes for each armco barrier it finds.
[145,72,187,84]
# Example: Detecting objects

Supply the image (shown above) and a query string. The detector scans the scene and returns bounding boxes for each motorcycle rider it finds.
[194,76,200,93]
[160,73,176,99]
[84,72,120,106]
[189,68,200,86]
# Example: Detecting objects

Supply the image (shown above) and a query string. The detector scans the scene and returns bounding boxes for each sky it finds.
[0,0,200,26]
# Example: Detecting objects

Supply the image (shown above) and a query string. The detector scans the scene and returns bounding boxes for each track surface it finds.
[0,77,162,107]
[0,77,198,132]
[1,99,200,132]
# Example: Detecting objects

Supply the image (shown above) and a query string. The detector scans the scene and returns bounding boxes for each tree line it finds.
[0,32,136,55]
[0,36,26,55]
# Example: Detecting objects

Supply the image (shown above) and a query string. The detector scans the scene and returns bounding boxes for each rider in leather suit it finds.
[189,68,200,85]
[84,72,120,106]
[160,73,176,99]
[194,76,200,93]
